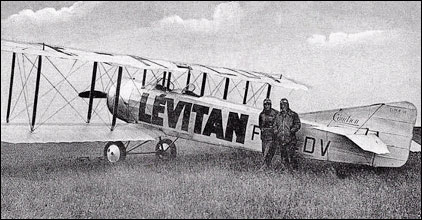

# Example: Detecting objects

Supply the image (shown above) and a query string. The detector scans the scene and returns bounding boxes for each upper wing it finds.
[1,39,307,144]
[1,122,158,144]
[1,39,308,90]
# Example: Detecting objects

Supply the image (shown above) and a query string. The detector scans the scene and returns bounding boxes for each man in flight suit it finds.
[273,98,301,170]
[258,98,278,170]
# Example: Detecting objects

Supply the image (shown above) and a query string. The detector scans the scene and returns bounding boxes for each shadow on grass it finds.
[1,156,117,180]
[2,144,420,182]
[1,147,269,181]
[141,149,263,173]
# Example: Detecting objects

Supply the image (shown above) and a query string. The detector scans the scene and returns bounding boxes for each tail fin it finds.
[301,101,418,167]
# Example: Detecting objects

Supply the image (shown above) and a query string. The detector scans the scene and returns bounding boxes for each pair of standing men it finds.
[258,98,301,170]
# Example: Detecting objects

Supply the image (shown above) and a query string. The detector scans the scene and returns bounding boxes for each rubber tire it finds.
[155,139,177,160]
[104,141,126,163]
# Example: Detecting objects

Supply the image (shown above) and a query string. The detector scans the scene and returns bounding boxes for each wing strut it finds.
[111,66,123,131]
[166,72,172,91]
[186,68,191,86]
[200,72,207,96]
[142,69,147,87]
[162,71,167,88]
[223,78,229,100]
[31,55,43,132]
[6,52,16,123]
[266,84,272,98]
[87,61,98,123]
[243,81,250,104]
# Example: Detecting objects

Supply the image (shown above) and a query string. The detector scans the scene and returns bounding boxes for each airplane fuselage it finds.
[107,80,263,151]
[106,80,416,167]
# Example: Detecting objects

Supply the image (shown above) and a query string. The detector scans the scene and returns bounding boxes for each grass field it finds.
[1,129,421,218]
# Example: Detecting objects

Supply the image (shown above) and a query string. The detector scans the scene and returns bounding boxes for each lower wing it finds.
[1,123,158,144]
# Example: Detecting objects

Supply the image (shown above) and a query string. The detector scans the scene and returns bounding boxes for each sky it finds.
[1,1,421,125]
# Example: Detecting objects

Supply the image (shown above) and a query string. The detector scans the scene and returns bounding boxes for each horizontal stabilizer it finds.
[312,125,350,136]
[345,134,390,154]
[313,125,389,154]
[1,123,157,144]
[410,140,421,152]
[303,102,417,166]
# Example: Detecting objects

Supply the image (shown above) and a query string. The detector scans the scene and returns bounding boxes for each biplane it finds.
[1,39,420,167]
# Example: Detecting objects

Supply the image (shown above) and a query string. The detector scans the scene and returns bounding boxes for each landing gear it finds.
[155,138,177,160]
[102,138,178,162]
[104,141,126,163]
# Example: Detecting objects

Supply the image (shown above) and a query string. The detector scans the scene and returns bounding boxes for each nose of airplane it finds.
[106,80,137,113]
[107,80,135,101]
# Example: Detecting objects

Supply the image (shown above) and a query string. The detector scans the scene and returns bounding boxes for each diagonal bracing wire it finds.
[30,57,111,128]
[124,67,147,122]
[9,54,37,120]
[145,69,160,87]
[228,79,244,100]
[246,83,267,107]
[93,64,119,123]
[87,64,115,124]
[36,68,113,129]
[209,78,225,97]
[99,63,118,89]
[169,69,188,90]
[189,72,204,94]
[8,56,127,130]
[38,72,87,122]
[15,54,33,125]
[34,59,78,123]
[10,58,88,121]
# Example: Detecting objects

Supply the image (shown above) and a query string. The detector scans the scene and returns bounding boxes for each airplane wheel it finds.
[155,139,177,160]
[104,141,126,163]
